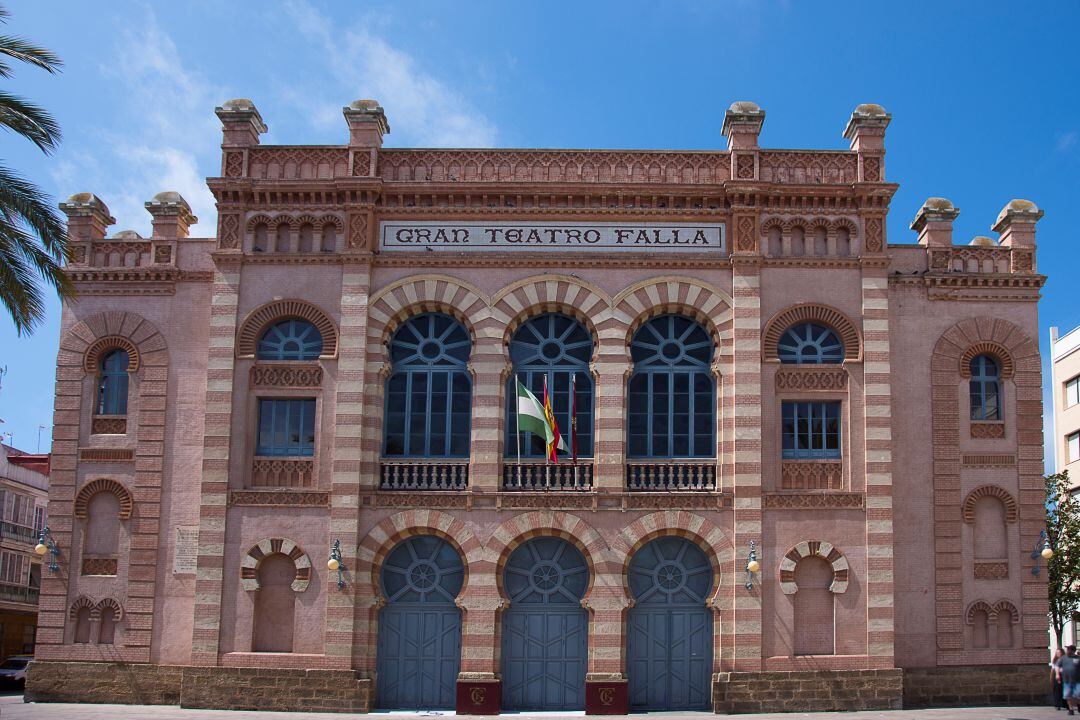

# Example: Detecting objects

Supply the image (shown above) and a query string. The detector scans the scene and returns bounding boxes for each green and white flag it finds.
[515,377,554,446]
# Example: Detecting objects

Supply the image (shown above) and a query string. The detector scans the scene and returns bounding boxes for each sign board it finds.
[380,221,724,252]
[173,525,199,575]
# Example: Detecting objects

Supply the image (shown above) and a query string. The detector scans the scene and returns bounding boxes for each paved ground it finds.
[0,696,1070,720]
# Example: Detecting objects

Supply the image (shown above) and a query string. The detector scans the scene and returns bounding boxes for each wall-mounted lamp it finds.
[1031,530,1053,577]
[35,526,60,573]
[327,539,346,590]
[745,540,760,590]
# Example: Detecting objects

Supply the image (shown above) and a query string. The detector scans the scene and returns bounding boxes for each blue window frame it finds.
[257,318,323,361]
[777,323,844,364]
[383,313,472,458]
[96,350,129,415]
[627,315,715,458]
[782,401,841,459]
[969,354,1001,420]
[505,314,593,458]
[257,398,316,456]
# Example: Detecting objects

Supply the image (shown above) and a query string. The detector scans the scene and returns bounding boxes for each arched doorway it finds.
[376,535,464,709]
[627,536,713,710]
[501,537,589,710]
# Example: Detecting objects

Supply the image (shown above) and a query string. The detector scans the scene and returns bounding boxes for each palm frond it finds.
[0,90,59,151]
[0,35,62,78]
[0,163,68,252]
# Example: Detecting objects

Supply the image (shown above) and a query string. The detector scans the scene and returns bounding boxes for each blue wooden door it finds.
[377,535,464,709]
[501,537,589,710]
[627,536,713,710]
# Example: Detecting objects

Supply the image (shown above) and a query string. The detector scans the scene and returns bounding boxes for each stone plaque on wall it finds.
[173,525,199,575]
[380,221,724,252]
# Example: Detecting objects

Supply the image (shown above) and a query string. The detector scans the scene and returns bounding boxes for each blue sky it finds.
[0,1,1077,466]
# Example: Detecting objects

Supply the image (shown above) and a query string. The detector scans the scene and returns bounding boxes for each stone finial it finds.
[969,235,998,247]
[343,99,390,147]
[911,197,959,246]
[145,191,197,239]
[215,98,267,147]
[59,192,115,241]
[721,101,765,150]
[842,102,894,153]
[992,199,1042,249]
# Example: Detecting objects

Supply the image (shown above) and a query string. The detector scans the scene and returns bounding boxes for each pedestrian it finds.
[1055,648,1066,710]
[1061,645,1080,715]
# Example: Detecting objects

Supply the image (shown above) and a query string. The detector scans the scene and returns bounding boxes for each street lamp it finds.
[35,526,59,573]
[745,540,760,590]
[328,539,345,590]
[1032,530,1053,576]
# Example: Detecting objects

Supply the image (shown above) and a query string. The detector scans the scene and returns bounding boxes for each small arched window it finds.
[973,496,1007,559]
[96,349,129,415]
[98,606,117,644]
[252,553,296,653]
[778,323,844,364]
[627,315,715,458]
[969,354,1001,420]
[505,314,593,459]
[383,313,472,458]
[971,608,990,649]
[793,556,835,656]
[257,319,323,361]
[73,607,92,644]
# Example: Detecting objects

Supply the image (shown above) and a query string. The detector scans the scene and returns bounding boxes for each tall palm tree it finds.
[0,5,71,336]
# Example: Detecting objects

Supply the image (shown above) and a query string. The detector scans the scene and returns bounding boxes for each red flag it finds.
[570,373,579,464]
[542,374,563,464]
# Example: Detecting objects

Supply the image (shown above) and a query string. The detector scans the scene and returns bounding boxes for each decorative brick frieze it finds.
[781,460,843,490]
[970,421,1005,439]
[250,457,315,488]
[227,490,329,507]
[961,453,1015,466]
[775,366,848,391]
[763,492,863,510]
[80,557,118,576]
[78,448,135,462]
[90,415,127,435]
[973,562,1008,580]
[758,151,858,184]
[249,363,322,388]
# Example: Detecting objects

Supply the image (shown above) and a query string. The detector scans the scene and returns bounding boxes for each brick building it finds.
[26,99,1049,713]
[0,445,48,661]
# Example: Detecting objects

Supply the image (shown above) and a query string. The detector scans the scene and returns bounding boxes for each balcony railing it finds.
[380,460,469,491]
[503,461,593,491]
[0,521,37,545]
[251,457,315,487]
[0,583,38,606]
[626,460,716,491]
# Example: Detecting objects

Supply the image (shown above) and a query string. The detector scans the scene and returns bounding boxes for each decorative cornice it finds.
[763,492,864,510]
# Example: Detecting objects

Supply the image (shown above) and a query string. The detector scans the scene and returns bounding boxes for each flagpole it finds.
[515,375,522,489]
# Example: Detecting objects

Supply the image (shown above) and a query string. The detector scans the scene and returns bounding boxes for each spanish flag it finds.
[542,375,567,463]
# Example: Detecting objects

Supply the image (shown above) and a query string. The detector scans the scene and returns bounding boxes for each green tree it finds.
[0,5,71,335]
[1047,470,1080,648]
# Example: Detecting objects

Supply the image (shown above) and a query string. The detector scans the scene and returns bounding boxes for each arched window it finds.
[627,315,715,458]
[995,609,1014,648]
[793,556,834,655]
[73,607,92,644]
[971,608,990,649]
[85,492,121,559]
[505,314,593,459]
[973,496,1007,559]
[778,323,844,364]
[969,354,1001,420]
[275,224,291,253]
[321,223,337,252]
[98,606,117,644]
[253,222,268,252]
[252,553,296,652]
[96,349,129,415]
[383,314,472,458]
[298,223,314,252]
[257,319,323,361]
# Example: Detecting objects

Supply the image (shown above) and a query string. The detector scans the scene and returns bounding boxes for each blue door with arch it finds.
[376,536,463,709]
[501,537,589,710]
[627,536,713,710]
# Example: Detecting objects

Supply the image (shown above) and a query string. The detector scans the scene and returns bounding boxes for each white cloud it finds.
[283,0,498,148]
[1057,131,1078,154]
[53,5,223,236]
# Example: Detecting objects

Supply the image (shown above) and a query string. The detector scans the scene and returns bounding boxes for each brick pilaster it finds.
[191,259,241,665]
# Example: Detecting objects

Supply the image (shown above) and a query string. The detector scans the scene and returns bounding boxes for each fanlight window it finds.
[96,349,129,415]
[627,315,715,458]
[505,313,593,459]
[969,354,1001,421]
[777,323,844,364]
[257,319,323,361]
[383,313,472,458]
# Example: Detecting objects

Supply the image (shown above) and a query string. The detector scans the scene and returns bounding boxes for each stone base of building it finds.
[26,662,372,713]
[902,664,1049,707]
[712,669,904,714]
[25,661,183,705]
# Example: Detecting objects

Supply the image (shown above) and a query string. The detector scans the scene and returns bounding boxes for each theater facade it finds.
[26,99,1050,713]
